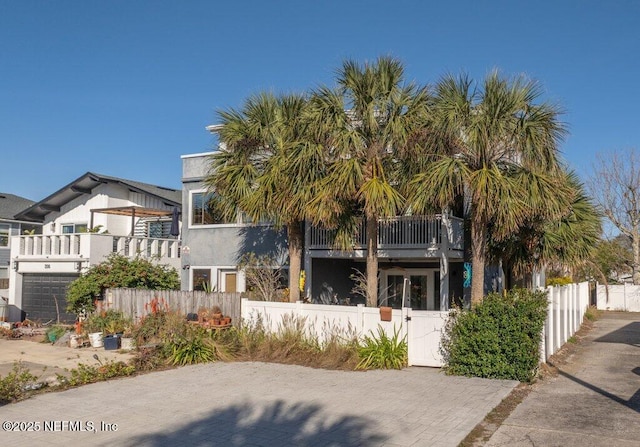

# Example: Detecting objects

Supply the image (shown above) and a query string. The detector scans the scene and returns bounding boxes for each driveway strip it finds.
[0,361,516,446]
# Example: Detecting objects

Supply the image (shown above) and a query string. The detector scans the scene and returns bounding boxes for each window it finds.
[193,268,212,291]
[191,192,234,225]
[0,224,9,247]
[61,223,88,234]
[148,221,171,238]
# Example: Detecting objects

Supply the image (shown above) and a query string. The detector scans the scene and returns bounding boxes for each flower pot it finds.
[379,306,393,322]
[120,337,135,351]
[89,332,104,348]
[103,334,121,351]
[69,334,82,348]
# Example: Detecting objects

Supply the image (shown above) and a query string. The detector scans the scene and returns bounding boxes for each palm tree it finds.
[205,92,323,303]
[490,170,601,286]
[408,71,568,305]
[306,57,429,307]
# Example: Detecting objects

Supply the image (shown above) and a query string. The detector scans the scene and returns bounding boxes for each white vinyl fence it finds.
[540,282,590,362]
[243,281,591,368]
[596,284,640,312]
[241,299,448,367]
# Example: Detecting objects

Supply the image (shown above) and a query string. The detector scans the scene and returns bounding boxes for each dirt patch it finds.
[458,316,597,447]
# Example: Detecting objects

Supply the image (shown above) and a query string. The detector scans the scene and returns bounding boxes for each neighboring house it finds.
[181,127,468,310]
[0,193,42,290]
[8,172,182,323]
[180,152,287,294]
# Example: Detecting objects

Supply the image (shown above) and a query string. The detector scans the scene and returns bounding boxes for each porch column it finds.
[440,213,450,311]
[303,221,312,300]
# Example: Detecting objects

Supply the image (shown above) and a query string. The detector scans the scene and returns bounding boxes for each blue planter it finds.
[103,334,121,350]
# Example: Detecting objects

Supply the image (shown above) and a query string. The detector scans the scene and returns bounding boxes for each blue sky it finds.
[1,0,638,201]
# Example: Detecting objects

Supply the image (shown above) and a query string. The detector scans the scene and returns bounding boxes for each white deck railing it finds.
[309,215,464,250]
[16,233,180,260]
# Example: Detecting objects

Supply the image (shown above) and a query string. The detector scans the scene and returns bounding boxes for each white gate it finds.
[406,308,449,367]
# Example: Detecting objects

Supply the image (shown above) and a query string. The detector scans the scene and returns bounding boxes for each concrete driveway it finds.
[487,312,640,447]
[0,359,517,446]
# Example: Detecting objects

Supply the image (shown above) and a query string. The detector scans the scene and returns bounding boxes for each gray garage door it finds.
[22,274,79,323]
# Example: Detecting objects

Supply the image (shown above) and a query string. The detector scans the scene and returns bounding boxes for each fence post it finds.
[554,286,560,354]
[241,298,248,320]
[403,307,412,366]
[356,304,364,334]
[569,284,575,335]
[546,286,554,359]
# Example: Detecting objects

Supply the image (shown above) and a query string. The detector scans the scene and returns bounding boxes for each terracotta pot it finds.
[379,306,393,322]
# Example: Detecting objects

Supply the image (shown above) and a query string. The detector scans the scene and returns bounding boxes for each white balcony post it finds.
[303,222,312,300]
[440,212,450,311]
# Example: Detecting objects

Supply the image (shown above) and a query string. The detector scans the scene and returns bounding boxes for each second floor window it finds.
[191,192,234,225]
[0,224,9,247]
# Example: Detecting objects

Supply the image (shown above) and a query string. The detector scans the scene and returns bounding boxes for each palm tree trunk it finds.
[470,212,487,306]
[366,215,379,307]
[287,221,303,302]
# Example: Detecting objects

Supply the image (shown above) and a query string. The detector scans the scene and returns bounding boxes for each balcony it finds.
[308,214,464,259]
[13,233,181,271]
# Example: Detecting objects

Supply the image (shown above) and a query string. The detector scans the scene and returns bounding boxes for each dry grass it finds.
[231,315,360,370]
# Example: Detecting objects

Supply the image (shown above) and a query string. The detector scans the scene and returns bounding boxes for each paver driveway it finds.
[0,361,516,446]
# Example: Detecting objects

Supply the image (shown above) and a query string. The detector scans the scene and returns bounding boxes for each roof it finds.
[0,193,36,221]
[14,172,182,223]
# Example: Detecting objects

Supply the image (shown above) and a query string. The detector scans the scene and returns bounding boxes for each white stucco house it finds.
[8,172,182,323]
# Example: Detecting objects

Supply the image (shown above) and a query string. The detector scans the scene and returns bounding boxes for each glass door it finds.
[409,275,429,310]
[383,269,439,310]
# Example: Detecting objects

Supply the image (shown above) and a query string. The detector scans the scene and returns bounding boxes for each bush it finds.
[441,288,548,382]
[546,276,573,287]
[0,363,39,404]
[584,305,600,322]
[132,309,187,348]
[356,325,407,370]
[84,310,131,335]
[56,361,136,387]
[66,254,180,314]
[163,326,233,365]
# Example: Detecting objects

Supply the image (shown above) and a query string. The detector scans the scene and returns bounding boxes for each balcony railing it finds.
[309,215,464,251]
[16,233,180,261]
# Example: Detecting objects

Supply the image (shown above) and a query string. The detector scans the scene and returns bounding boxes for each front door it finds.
[382,269,440,310]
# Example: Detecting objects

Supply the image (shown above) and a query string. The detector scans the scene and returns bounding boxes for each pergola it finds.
[89,206,173,235]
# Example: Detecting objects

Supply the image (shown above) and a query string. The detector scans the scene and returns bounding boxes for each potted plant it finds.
[103,319,122,350]
[120,322,135,351]
[84,313,106,348]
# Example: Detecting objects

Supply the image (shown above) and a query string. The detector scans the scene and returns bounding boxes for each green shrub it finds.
[57,361,136,387]
[546,276,573,287]
[66,254,180,314]
[0,363,39,404]
[132,309,187,348]
[84,310,131,335]
[356,325,407,370]
[441,288,548,382]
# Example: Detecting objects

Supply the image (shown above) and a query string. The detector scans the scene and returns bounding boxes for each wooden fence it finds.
[104,288,242,323]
